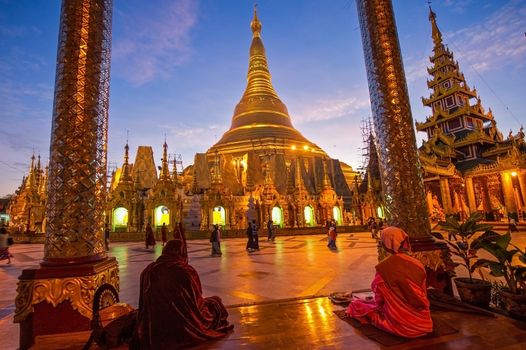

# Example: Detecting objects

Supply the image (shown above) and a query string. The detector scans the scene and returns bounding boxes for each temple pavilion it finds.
[416,8,526,222]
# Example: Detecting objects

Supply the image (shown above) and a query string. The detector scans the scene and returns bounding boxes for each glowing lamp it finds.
[511,171,517,177]
[291,145,296,150]
[303,145,309,151]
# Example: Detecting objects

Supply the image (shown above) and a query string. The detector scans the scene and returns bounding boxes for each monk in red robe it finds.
[346,226,433,338]
[134,225,233,349]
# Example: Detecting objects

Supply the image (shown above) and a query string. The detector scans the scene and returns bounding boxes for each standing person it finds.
[266,219,274,241]
[210,224,222,256]
[0,226,13,264]
[251,220,259,251]
[328,226,337,250]
[370,218,378,239]
[161,223,168,247]
[246,222,254,252]
[145,223,156,249]
[104,224,110,251]
[173,222,181,240]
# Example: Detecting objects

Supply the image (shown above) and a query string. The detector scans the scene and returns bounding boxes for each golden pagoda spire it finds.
[119,142,133,183]
[26,153,37,189]
[428,6,443,49]
[159,140,171,181]
[209,7,324,156]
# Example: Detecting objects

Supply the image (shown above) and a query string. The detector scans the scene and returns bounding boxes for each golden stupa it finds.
[208,8,326,157]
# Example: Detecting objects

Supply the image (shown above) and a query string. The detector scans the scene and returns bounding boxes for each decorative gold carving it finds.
[14,264,119,323]
[44,0,113,261]
[356,0,431,238]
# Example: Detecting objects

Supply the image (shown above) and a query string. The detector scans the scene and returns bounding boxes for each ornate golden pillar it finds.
[357,0,451,293]
[439,178,452,214]
[15,1,118,348]
[501,172,517,214]
[465,177,477,213]
[356,0,430,238]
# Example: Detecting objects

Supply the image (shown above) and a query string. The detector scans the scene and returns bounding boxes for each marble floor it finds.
[1,231,526,349]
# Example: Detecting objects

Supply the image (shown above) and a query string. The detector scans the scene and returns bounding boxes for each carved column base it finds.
[378,239,454,294]
[15,257,119,350]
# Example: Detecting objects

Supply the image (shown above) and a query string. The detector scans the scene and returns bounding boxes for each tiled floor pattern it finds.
[1,231,526,349]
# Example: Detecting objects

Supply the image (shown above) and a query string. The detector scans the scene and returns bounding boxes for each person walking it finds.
[104,224,110,251]
[145,223,156,249]
[246,222,254,252]
[0,226,13,264]
[267,219,275,241]
[210,224,222,256]
[161,223,168,246]
[251,220,260,251]
[328,226,337,250]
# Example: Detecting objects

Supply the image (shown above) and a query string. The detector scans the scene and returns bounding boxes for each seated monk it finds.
[346,226,433,338]
[134,228,233,349]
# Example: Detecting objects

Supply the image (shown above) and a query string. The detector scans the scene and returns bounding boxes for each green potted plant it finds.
[431,212,497,307]
[475,232,526,319]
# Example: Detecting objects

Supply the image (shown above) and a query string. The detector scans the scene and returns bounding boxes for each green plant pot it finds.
[500,289,526,320]
[454,277,491,308]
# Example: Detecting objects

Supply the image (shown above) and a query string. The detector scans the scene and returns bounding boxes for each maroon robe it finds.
[135,230,232,349]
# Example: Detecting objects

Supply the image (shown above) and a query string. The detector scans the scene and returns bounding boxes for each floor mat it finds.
[333,309,458,346]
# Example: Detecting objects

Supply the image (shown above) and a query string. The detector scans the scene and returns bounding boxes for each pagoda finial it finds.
[124,142,129,165]
[119,141,132,183]
[428,6,443,49]
[160,141,170,180]
[251,3,261,37]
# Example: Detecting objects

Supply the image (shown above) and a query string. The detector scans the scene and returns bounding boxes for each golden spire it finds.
[120,142,133,183]
[159,141,171,181]
[26,153,37,189]
[251,5,262,38]
[209,7,325,156]
[428,6,443,49]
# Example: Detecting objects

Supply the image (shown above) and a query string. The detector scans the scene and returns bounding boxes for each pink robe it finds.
[346,254,433,338]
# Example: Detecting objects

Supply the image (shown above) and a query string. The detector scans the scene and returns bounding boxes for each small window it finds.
[442,81,450,89]
[445,96,455,108]
[448,119,461,131]
[466,117,474,128]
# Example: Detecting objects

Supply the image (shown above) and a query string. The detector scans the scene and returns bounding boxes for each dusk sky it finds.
[1,0,525,196]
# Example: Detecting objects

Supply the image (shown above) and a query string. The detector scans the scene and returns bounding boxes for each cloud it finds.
[443,0,475,14]
[405,56,431,83]
[113,0,198,86]
[289,94,371,124]
[443,0,526,73]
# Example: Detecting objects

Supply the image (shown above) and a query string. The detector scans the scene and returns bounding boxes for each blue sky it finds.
[1,0,525,196]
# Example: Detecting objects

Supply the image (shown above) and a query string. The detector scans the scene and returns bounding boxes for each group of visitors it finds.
[144,222,185,250]
[126,223,432,349]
